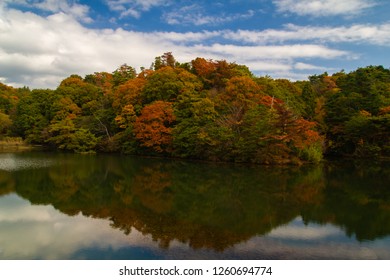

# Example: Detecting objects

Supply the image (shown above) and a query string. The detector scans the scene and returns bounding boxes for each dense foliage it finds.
[1,53,389,163]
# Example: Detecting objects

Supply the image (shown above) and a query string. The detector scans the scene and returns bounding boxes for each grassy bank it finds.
[0,137,40,152]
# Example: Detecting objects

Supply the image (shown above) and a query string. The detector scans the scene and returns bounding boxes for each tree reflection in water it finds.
[1,152,390,253]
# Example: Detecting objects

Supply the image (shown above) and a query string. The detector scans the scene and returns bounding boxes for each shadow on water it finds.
[1,152,390,257]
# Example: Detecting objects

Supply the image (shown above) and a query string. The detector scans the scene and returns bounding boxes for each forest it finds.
[1,52,390,164]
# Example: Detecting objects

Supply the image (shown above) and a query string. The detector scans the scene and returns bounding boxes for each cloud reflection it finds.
[0,154,55,172]
[229,217,387,260]
[267,217,342,240]
[2,194,390,260]
[0,194,157,259]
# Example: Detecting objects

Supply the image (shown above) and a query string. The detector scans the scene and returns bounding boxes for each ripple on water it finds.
[0,154,54,171]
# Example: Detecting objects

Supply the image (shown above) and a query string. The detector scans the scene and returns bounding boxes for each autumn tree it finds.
[191,57,216,88]
[210,76,263,157]
[133,101,176,153]
[112,77,146,114]
[0,112,12,135]
[5,54,388,162]
[84,72,114,95]
[211,60,252,90]
[0,83,19,137]
[56,75,101,107]
[0,82,19,115]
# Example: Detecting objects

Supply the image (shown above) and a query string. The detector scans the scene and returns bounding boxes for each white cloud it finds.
[273,0,377,17]
[294,62,328,71]
[191,44,347,62]
[0,10,158,88]
[0,7,352,88]
[151,31,220,42]
[163,4,255,26]
[233,224,382,259]
[3,0,92,23]
[106,0,170,18]
[245,60,293,72]
[223,23,390,46]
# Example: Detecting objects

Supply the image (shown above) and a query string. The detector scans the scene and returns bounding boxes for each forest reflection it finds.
[1,153,390,251]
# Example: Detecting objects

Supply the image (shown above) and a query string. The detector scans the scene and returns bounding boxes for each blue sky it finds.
[0,0,389,89]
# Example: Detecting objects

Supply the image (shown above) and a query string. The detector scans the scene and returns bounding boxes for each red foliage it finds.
[293,119,322,149]
[258,95,284,108]
[133,101,176,153]
[191,57,216,78]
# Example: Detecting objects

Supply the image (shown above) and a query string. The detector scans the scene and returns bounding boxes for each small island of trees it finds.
[1,53,389,164]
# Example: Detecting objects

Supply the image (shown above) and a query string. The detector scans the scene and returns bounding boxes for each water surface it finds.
[1,152,390,259]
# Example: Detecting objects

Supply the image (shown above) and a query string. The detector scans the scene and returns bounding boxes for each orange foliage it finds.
[133,101,176,153]
[322,76,340,94]
[137,69,154,79]
[53,97,81,121]
[295,119,322,148]
[115,104,136,129]
[112,77,146,113]
[59,76,84,87]
[225,76,262,102]
[92,72,113,95]
[191,57,215,78]
[379,106,390,115]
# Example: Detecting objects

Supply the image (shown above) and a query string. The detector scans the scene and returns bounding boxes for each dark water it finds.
[1,152,390,259]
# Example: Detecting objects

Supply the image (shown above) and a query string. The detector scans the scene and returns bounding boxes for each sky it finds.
[0,0,389,89]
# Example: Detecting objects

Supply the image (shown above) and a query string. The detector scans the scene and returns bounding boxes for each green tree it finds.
[56,75,101,107]
[112,64,136,86]
[325,66,390,157]
[153,52,176,70]
[47,118,98,153]
[173,96,218,158]
[142,67,202,105]
[301,82,316,120]
[12,89,57,143]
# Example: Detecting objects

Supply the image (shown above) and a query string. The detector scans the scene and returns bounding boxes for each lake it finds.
[1,152,390,259]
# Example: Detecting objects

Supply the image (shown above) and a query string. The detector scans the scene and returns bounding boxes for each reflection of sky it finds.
[230,217,390,259]
[0,194,160,259]
[267,217,343,240]
[2,194,390,260]
[0,154,54,172]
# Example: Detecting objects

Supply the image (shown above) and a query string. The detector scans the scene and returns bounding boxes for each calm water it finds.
[1,152,390,259]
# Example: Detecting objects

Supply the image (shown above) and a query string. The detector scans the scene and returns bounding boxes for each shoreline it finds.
[0,137,41,152]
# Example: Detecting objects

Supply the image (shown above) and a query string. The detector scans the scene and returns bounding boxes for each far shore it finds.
[0,137,41,152]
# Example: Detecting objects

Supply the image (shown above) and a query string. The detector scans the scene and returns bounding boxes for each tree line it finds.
[1,52,389,164]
